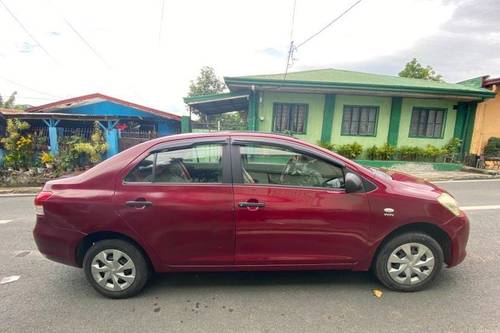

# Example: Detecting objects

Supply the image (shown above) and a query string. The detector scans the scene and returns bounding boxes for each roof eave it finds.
[26,93,181,121]
[224,77,496,100]
[183,92,249,105]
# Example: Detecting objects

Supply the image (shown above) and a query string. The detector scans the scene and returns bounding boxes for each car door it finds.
[114,138,235,266]
[231,139,372,266]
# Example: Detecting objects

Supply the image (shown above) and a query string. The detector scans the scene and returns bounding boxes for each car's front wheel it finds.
[83,239,150,298]
[374,232,444,292]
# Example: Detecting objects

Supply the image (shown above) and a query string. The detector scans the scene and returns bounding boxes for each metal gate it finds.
[119,131,157,151]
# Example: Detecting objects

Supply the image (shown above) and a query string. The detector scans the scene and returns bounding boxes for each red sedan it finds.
[33,132,469,298]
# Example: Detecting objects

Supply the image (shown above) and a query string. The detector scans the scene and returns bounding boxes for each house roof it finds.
[0,108,21,115]
[0,108,143,122]
[483,76,500,88]
[183,92,249,115]
[26,93,181,121]
[224,68,495,100]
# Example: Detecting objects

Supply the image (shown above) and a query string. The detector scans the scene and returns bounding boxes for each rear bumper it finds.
[445,213,470,267]
[33,216,86,267]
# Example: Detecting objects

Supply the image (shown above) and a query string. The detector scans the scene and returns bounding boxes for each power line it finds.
[159,0,166,43]
[283,0,297,82]
[61,17,111,69]
[46,0,111,69]
[0,0,58,63]
[295,0,363,49]
[0,75,63,98]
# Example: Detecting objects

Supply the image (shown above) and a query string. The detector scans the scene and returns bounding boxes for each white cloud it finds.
[0,0,490,115]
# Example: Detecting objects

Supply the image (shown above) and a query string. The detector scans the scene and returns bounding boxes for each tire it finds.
[83,239,151,299]
[374,232,444,292]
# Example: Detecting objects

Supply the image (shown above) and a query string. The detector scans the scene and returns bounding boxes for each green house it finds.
[184,68,495,156]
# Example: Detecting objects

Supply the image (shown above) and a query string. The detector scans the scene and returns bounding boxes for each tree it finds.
[0,91,17,108]
[399,58,443,81]
[187,66,226,97]
[187,66,228,123]
[0,91,30,110]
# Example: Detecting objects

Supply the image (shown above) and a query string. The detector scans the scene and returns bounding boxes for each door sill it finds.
[166,262,354,272]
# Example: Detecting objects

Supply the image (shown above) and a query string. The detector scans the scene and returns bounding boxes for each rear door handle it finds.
[126,200,153,208]
[238,202,265,208]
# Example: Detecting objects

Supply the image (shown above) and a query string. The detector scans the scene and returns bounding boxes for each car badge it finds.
[384,208,395,216]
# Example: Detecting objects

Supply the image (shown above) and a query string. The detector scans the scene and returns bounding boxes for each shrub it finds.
[484,137,500,157]
[366,145,378,160]
[397,145,424,161]
[73,122,107,164]
[317,141,334,151]
[335,142,363,159]
[423,144,446,162]
[54,136,82,171]
[443,137,462,156]
[1,119,35,169]
[376,144,396,160]
[54,122,108,171]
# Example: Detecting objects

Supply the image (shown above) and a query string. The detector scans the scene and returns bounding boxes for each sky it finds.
[0,0,499,116]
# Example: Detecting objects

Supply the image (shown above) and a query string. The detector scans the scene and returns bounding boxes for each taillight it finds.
[34,191,53,216]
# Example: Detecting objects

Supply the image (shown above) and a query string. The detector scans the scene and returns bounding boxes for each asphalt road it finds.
[1,180,500,333]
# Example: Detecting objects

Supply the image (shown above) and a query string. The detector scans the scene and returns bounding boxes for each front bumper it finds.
[33,216,86,267]
[444,213,470,267]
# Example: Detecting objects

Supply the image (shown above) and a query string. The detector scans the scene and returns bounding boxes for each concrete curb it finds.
[462,166,500,176]
[0,193,37,197]
[0,187,41,196]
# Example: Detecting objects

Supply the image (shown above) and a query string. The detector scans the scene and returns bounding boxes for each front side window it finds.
[273,103,308,134]
[125,144,223,183]
[341,105,378,136]
[409,107,446,138]
[239,144,344,189]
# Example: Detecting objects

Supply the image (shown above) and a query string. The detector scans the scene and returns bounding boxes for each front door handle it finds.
[238,202,265,208]
[126,200,153,208]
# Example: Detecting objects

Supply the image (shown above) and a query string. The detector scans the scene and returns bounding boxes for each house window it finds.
[341,105,378,136]
[273,103,308,134]
[409,107,446,138]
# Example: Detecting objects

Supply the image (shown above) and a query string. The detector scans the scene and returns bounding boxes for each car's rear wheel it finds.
[374,232,444,292]
[83,239,150,298]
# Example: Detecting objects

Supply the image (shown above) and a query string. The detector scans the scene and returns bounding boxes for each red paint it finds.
[33,132,469,273]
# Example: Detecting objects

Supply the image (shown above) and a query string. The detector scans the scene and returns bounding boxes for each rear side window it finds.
[125,144,223,184]
[125,154,155,182]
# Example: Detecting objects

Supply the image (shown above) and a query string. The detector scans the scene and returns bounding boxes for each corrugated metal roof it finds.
[225,68,495,99]
[26,93,181,121]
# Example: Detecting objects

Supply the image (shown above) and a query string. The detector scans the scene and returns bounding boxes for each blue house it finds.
[2,93,181,159]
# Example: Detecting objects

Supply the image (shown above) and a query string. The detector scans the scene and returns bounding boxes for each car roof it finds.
[155,131,307,145]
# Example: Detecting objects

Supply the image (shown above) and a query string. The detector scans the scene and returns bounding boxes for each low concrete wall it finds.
[355,160,464,171]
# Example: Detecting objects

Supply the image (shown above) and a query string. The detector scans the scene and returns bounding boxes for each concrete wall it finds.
[258,91,458,148]
[259,91,325,143]
[470,85,500,155]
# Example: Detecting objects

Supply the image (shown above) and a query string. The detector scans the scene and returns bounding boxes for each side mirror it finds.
[344,172,363,193]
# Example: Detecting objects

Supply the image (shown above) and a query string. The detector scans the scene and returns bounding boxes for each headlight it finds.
[437,193,461,216]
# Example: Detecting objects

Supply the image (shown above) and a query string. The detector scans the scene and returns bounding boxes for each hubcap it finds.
[386,243,435,285]
[91,249,136,291]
